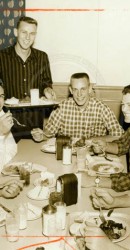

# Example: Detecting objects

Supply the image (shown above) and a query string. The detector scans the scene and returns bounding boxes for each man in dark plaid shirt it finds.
[32,72,123,141]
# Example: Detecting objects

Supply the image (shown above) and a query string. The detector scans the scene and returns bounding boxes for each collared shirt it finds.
[116,128,130,155]
[111,173,130,191]
[45,97,123,138]
[0,45,52,99]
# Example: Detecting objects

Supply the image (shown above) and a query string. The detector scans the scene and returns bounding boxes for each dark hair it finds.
[17,16,38,29]
[71,72,90,82]
[122,85,130,95]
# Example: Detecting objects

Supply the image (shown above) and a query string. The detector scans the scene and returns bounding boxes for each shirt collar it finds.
[6,45,37,61]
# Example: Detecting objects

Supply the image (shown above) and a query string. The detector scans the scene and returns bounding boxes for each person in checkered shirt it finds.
[32,72,123,141]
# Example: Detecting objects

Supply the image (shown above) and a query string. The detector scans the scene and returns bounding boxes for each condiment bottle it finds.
[42,204,57,236]
[16,203,27,230]
[62,143,72,165]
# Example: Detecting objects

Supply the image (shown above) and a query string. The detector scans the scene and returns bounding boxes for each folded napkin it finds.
[27,186,50,200]
[5,97,19,105]
[27,202,42,220]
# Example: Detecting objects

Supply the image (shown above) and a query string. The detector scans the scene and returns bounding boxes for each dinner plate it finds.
[34,177,56,188]
[1,162,47,177]
[27,203,42,221]
[88,160,124,175]
[27,186,50,201]
[80,218,129,243]
[69,212,130,243]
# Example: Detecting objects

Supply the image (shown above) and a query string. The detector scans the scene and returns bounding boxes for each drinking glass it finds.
[49,191,63,205]
[30,88,39,105]
[77,146,86,169]
[6,212,19,242]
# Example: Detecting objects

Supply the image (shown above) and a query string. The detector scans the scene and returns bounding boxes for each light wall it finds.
[26,0,130,85]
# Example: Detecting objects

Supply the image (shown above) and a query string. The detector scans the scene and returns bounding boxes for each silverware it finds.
[100,149,113,162]
[97,198,106,223]
[37,180,48,197]
[12,117,26,127]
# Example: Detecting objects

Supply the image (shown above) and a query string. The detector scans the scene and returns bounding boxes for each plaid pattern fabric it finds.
[45,97,123,139]
[111,173,130,191]
[116,128,130,155]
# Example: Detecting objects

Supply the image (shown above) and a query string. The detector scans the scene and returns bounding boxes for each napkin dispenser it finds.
[56,173,78,206]
[56,135,71,160]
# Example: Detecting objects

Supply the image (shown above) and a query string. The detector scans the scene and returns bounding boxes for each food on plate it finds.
[40,179,50,187]
[93,163,118,173]
[3,164,21,175]
[74,137,86,147]
[100,219,126,240]
[98,165,115,173]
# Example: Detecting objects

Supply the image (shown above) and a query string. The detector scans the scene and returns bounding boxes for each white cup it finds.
[54,201,66,231]
[30,88,39,105]
[6,212,19,242]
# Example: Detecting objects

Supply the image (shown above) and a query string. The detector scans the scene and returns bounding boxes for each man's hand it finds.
[0,112,14,135]
[31,128,44,142]
[90,188,115,209]
[44,87,56,100]
[0,179,24,199]
[84,225,122,250]
[91,139,107,155]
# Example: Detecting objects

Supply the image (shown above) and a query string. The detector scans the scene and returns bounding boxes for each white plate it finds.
[41,138,77,155]
[88,160,124,175]
[69,211,130,243]
[27,186,50,201]
[1,162,47,177]
[34,177,56,188]
[27,203,42,221]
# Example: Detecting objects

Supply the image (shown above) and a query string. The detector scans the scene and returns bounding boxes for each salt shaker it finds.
[42,204,57,236]
[16,203,27,230]
[62,143,72,165]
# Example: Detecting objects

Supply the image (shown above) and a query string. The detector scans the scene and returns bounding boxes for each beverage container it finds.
[6,212,19,242]
[77,146,86,169]
[62,144,72,165]
[30,88,39,105]
[49,191,63,205]
[42,204,57,236]
[54,201,66,230]
[20,167,30,186]
[16,203,27,230]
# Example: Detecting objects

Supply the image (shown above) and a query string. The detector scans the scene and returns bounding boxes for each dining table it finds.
[0,139,130,250]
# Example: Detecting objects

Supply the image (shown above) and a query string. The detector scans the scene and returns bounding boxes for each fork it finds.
[97,197,106,223]
[100,149,113,162]
[37,180,48,197]
[12,117,26,127]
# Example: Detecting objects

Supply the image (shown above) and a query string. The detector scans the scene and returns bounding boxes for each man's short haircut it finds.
[71,72,90,81]
[122,85,130,95]
[17,16,38,29]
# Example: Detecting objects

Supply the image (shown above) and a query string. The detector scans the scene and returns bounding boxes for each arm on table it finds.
[90,188,130,209]
[0,179,24,199]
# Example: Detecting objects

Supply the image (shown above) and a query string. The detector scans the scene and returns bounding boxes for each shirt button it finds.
[23,65,25,67]
[24,79,26,82]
